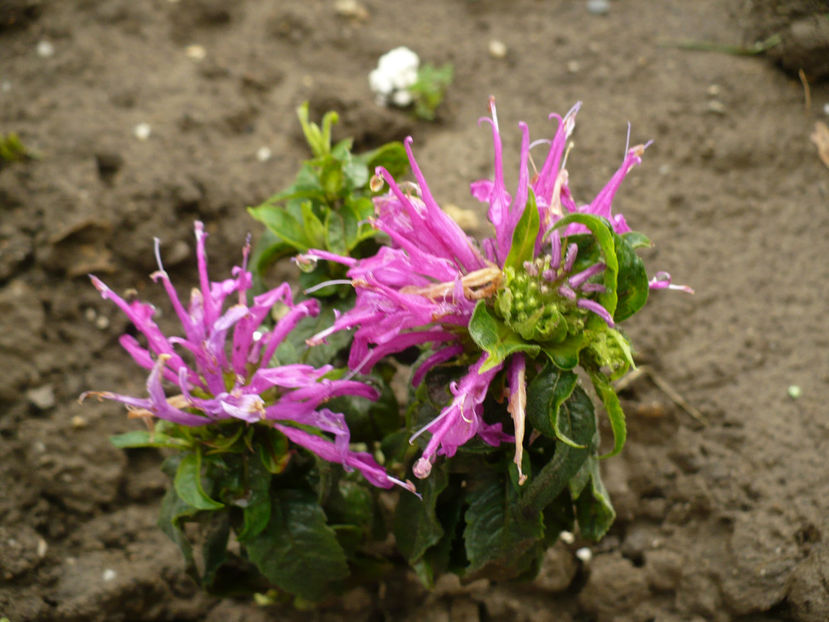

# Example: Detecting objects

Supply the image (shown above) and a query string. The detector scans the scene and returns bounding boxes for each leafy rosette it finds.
[301,99,690,581]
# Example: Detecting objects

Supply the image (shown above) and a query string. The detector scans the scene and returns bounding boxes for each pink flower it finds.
[82,222,411,491]
[302,99,684,479]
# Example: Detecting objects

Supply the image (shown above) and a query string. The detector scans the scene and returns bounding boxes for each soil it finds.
[2,1,829,621]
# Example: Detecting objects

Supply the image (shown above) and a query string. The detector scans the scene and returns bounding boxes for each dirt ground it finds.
[2,1,829,620]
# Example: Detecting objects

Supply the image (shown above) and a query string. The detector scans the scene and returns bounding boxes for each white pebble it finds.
[787,385,802,399]
[256,146,272,162]
[707,83,721,97]
[823,103,829,116]
[185,44,206,61]
[488,39,508,59]
[586,0,610,15]
[559,530,575,544]
[95,315,109,330]
[575,547,592,563]
[566,60,580,73]
[658,163,671,175]
[37,538,48,558]
[102,568,117,582]
[133,122,152,140]
[37,40,55,58]
[1,81,11,93]
[391,89,413,107]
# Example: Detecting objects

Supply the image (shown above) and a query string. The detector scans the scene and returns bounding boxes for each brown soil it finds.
[2,1,829,621]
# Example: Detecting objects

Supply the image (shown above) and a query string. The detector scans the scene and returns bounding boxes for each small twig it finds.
[614,365,708,426]
[798,69,811,113]
[659,33,781,57]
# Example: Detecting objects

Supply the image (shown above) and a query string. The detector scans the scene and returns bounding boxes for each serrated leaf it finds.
[613,232,649,322]
[174,450,224,511]
[157,484,199,573]
[588,369,627,459]
[248,203,312,253]
[526,364,579,443]
[468,301,540,372]
[504,190,540,271]
[245,490,349,602]
[237,457,272,541]
[201,512,230,589]
[573,456,615,540]
[463,474,544,580]
[343,158,369,188]
[394,462,449,564]
[300,202,327,250]
[359,141,409,181]
[518,384,595,515]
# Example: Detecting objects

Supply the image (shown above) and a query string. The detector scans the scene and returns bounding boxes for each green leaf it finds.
[319,157,344,198]
[109,429,189,449]
[248,203,312,253]
[201,512,230,589]
[463,474,544,580]
[503,190,540,272]
[588,369,627,459]
[613,232,649,322]
[572,456,615,540]
[342,158,369,189]
[468,301,540,372]
[518,384,596,516]
[364,142,409,181]
[622,231,652,250]
[542,334,587,371]
[237,457,273,541]
[157,479,200,573]
[300,202,327,250]
[174,450,224,511]
[526,364,579,444]
[394,462,449,564]
[245,490,349,602]
[551,214,619,321]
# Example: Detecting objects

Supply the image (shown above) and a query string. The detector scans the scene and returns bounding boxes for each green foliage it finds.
[0,132,32,166]
[409,63,454,121]
[248,102,408,291]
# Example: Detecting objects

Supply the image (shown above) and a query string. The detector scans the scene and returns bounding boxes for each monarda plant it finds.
[84,100,689,604]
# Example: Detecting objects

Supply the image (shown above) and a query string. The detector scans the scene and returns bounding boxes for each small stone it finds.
[95,315,109,330]
[823,103,829,116]
[488,39,508,59]
[1,81,11,93]
[705,100,726,115]
[788,385,802,399]
[37,538,48,559]
[185,44,206,61]
[70,416,87,429]
[26,385,55,410]
[84,308,97,322]
[36,40,54,58]
[576,547,592,563]
[560,530,575,544]
[658,163,671,175]
[133,122,152,140]
[566,60,580,73]
[586,0,610,15]
[335,0,368,20]
[102,568,117,582]
[256,146,272,162]
[707,84,721,96]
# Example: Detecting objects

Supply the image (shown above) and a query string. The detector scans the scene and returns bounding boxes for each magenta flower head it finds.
[82,221,412,492]
[302,99,690,482]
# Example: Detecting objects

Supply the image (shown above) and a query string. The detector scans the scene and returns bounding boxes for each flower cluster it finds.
[302,98,690,481]
[82,222,411,491]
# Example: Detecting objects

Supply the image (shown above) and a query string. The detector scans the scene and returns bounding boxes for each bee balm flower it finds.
[82,222,411,491]
[303,99,688,480]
